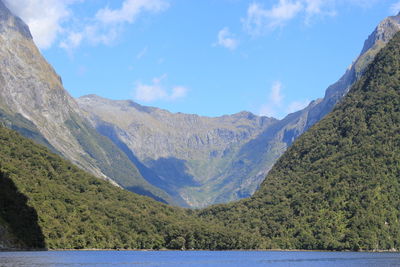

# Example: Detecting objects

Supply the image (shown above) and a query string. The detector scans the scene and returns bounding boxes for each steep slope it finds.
[78,96,276,207]
[305,12,400,129]
[221,12,400,201]
[0,125,260,250]
[0,1,172,204]
[200,31,400,251]
[78,13,400,208]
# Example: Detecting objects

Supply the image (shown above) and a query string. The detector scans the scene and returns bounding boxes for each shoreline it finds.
[1,248,398,253]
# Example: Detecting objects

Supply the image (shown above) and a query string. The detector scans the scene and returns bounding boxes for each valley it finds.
[1,0,400,252]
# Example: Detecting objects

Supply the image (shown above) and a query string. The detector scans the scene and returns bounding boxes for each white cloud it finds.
[215,27,239,50]
[81,24,121,46]
[287,99,310,113]
[259,81,309,118]
[95,0,168,24]
[259,81,284,118]
[137,46,148,59]
[270,81,284,105]
[243,1,303,35]
[259,105,275,118]
[64,0,169,49]
[134,75,188,102]
[135,83,167,102]
[170,86,188,100]
[304,0,323,15]
[3,0,76,49]
[4,0,169,50]
[242,0,379,36]
[59,31,83,51]
[391,1,400,15]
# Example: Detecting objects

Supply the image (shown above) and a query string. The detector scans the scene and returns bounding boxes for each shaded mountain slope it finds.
[199,31,400,251]
[0,0,173,204]
[0,171,45,250]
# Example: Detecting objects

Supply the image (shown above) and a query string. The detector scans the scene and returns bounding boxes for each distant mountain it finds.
[200,31,400,251]
[0,0,173,204]
[77,13,400,208]
[78,95,276,207]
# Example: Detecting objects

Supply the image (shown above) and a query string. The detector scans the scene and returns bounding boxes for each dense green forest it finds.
[199,32,400,251]
[1,30,400,252]
[0,125,260,250]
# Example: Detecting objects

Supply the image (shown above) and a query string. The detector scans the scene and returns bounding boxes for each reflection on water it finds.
[0,251,400,267]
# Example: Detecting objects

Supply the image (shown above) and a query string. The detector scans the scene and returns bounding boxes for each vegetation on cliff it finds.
[199,32,400,251]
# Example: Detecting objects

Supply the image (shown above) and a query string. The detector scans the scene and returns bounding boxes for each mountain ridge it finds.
[77,12,400,208]
[78,93,276,207]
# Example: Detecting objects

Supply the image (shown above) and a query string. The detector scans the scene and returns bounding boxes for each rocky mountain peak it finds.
[230,111,258,120]
[0,0,31,39]
[360,13,400,55]
[322,14,400,104]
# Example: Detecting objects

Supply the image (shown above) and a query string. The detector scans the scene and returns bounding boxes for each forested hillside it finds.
[0,126,260,250]
[199,31,400,251]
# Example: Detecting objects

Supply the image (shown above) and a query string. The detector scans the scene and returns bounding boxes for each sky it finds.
[4,0,400,118]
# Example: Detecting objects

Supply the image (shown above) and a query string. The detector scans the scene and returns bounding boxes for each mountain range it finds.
[0,0,399,209]
[1,11,400,251]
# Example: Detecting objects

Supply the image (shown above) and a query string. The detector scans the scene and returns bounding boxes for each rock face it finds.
[305,13,400,130]
[78,95,276,207]
[0,1,172,204]
[78,13,400,208]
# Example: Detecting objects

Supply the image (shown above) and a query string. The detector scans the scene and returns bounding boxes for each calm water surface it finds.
[0,251,399,267]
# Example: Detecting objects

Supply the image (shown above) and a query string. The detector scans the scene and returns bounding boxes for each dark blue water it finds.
[0,251,399,267]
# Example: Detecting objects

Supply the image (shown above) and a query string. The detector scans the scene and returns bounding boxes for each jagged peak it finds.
[227,111,263,120]
[232,111,256,117]
[0,0,32,39]
[360,13,400,55]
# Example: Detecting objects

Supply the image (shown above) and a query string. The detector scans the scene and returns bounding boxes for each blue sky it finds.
[5,0,400,118]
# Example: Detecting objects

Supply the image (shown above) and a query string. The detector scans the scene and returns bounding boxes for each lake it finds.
[0,251,399,266]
